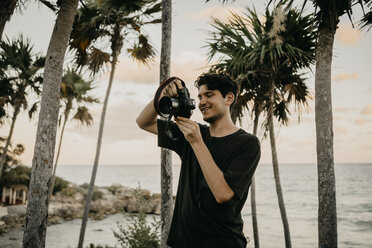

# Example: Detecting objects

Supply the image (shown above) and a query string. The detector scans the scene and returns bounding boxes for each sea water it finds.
[0,163,371,248]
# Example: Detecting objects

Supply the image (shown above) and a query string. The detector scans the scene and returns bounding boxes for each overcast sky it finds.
[1,0,372,166]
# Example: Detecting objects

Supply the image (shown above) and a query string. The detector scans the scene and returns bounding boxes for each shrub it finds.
[107,184,121,195]
[61,187,77,198]
[92,189,104,201]
[113,187,161,248]
[53,176,69,195]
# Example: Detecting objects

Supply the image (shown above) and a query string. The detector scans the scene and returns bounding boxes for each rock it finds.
[1,185,162,234]
[7,205,26,216]
[0,206,8,218]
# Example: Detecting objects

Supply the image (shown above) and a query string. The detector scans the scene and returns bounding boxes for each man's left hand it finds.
[175,117,202,144]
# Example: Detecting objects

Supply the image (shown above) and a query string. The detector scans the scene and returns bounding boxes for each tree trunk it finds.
[315,26,337,248]
[0,106,19,180]
[250,110,260,248]
[268,81,292,248]
[48,109,70,197]
[159,1,173,247]
[22,0,79,247]
[77,52,119,248]
[0,0,18,39]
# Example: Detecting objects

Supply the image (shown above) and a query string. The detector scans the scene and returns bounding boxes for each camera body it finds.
[158,86,196,118]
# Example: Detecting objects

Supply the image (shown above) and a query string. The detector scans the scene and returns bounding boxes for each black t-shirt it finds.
[157,119,261,248]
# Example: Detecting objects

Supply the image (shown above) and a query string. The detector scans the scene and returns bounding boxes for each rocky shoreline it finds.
[0,184,163,234]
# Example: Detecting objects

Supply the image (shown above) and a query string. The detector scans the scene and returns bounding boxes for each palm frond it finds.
[73,106,93,126]
[127,34,156,64]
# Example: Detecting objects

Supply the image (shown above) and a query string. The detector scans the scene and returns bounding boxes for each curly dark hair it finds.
[194,73,238,110]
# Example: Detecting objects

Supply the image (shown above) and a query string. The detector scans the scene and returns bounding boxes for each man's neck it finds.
[209,116,239,137]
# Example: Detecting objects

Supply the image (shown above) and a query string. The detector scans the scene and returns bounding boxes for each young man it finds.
[136,73,260,248]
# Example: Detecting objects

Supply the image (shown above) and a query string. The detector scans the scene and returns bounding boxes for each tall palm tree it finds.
[159,0,173,247]
[0,0,57,39]
[69,1,161,247]
[206,6,316,248]
[268,0,371,246]
[0,35,44,181]
[48,69,98,197]
[22,0,80,247]
[0,0,19,39]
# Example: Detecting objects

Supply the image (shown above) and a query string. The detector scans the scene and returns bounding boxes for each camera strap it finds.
[153,76,186,118]
[154,77,186,141]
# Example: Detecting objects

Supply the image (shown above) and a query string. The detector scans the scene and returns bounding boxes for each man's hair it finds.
[194,73,238,110]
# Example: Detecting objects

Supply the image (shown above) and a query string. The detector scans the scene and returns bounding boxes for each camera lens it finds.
[159,97,180,115]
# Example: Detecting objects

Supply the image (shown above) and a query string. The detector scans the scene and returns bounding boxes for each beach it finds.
[1,163,371,247]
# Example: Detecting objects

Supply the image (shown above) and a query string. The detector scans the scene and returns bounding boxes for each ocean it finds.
[0,163,371,248]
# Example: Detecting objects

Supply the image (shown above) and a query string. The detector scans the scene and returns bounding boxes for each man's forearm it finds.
[190,140,234,204]
[136,100,158,134]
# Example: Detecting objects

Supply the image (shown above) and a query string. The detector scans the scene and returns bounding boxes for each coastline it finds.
[0,184,163,234]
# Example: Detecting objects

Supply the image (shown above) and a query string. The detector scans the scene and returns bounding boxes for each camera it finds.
[158,86,196,118]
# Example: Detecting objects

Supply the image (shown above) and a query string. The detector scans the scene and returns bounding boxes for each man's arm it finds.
[175,117,235,204]
[136,100,158,135]
[136,79,183,134]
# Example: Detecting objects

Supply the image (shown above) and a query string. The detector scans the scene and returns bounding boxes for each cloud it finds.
[186,6,244,23]
[334,126,348,134]
[361,104,372,115]
[107,53,210,85]
[334,107,356,113]
[332,72,358,82]
[67,98,152,142]
[335,24,361,46]
[354,118,372,125]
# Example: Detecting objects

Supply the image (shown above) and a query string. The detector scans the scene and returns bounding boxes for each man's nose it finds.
[199,96,206,107]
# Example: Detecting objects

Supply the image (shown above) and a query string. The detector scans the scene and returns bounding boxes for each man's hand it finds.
[175,117,202,144]
[160,79,183,98]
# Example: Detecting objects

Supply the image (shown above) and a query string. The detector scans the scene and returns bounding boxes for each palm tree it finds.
[0,35,44,181]
[361,1,372,30]
[0,0,57,39]
[68,1,161,247]
[159,0,173,247]
[22,0,80,247]
[48,69,98,197]
[268,0,370,246]
[206,6,316,248]
[0,0,18,39]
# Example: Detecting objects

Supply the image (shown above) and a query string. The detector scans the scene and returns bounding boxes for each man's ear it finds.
[225,92,235,106]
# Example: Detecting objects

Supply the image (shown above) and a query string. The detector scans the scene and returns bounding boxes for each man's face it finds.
[197,85,229,124]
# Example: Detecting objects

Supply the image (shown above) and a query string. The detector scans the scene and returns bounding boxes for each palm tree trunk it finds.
[315,26,337,248]
[250,110,260,248]
[22,0,79,247]
[78,51,119,248]
[268,81,292,248]
[48,110,70,197]
[0,106,19,180]
[160,1,173,247]
[0,0,18,39]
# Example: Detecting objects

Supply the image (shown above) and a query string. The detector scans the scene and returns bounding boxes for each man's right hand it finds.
[160,78,183,98]
[137,78,184,135]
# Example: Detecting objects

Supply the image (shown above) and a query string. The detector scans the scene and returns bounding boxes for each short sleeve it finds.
[223,136,261,199]
[157,118,186,156]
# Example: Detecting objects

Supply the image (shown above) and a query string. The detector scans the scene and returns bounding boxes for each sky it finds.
[1,0,372,166]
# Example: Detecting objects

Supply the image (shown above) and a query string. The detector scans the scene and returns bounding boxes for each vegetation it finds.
[0,138,69,198]
[0,35,45,181]
[23,1,80,246]
[114,187,161,248]
[206,5,316,247]
[70,1,162,247]
[48,69,98,197]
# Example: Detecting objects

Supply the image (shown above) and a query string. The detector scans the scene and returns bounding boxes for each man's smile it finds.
[201,106,212,114]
